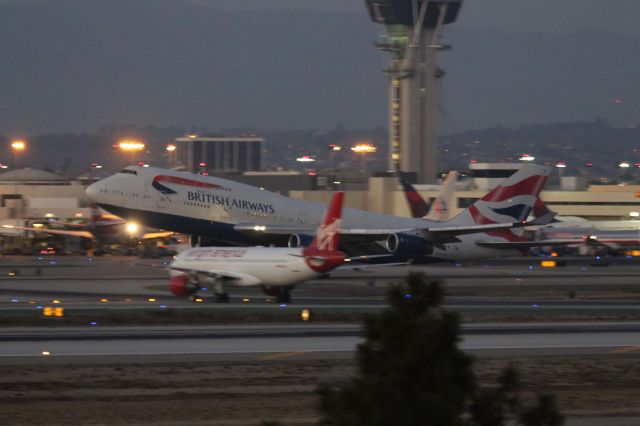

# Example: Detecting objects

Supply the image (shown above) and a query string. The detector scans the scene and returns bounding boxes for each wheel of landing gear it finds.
[190,235,201,247]
[215,293,230,303]
[276,289,291,304]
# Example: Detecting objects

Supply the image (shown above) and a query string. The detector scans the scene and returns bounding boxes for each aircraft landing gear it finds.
[213,280,229,303]
[215,292,230,303]
[261,285,293,304]
[277,287,292,304]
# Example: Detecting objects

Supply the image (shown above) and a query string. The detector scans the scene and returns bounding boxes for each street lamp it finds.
[555,161,566,183]
[166,144,177,168]
[351,143,377,172]
[10,139,26,168]
[328,144,341,170]
[618,161,632,183]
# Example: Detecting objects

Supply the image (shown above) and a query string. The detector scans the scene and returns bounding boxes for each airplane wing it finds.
[141,231,176,240]
[0,225,94,239]
[169,266,261,285]
[475,238,586,249]
[234,222,517,238]
[48,221,89,229]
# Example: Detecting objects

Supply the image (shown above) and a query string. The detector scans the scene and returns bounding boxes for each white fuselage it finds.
[172,246,317,287]
[86,166,520,260]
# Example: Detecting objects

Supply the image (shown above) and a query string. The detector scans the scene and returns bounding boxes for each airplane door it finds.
[211,203,229,221]
[156,186,169,210]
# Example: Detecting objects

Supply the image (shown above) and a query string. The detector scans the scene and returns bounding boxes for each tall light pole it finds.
[328,144,341,170]
[555,161,567,186]
[166,144,177,168]
[10,139,27,168]
[116,139,145,167]
[351,143,377,172]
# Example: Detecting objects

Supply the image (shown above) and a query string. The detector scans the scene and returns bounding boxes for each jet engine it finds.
[385,233,433,256]
[288,233,313,248]
[168,274,200,297]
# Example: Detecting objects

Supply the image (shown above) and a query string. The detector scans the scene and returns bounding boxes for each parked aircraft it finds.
[400,171,457,221]
[85,164,551,261]
[168,192,346,303]
[1,205,174,248]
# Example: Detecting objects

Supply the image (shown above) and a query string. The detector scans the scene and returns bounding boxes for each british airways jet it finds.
[85,164,551,261]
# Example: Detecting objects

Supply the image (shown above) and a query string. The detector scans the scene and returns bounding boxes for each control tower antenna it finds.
[364,0,464,183]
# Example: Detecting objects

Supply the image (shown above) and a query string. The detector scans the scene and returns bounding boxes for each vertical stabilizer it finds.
[448,164,550,226]
[302,192,346,272]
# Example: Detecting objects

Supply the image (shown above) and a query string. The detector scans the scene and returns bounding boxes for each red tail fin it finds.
[307,192,344,253]
[400,180,431,218]
[302,192,345,273]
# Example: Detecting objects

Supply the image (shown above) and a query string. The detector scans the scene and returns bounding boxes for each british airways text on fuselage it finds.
[186,191,276,214]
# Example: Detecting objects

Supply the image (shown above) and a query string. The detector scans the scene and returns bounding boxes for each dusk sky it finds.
[1,0,639,134]
[201,0,640,37]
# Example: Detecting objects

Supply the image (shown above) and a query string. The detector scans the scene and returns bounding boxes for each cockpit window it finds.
[118,169,138,175]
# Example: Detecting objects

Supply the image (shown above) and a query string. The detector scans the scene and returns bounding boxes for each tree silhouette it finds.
[317,272,564,426]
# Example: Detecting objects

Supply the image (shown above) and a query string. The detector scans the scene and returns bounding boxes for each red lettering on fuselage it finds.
[186,249,247,259]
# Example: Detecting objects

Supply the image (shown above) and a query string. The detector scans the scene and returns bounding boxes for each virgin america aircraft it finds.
[169,192,346,303]
[85,164,551,261]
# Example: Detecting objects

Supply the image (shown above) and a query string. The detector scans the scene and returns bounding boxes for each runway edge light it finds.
[300,309,311,322]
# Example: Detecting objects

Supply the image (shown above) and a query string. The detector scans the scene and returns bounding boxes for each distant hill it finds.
[2,120,639,181]
[0,0,639,135]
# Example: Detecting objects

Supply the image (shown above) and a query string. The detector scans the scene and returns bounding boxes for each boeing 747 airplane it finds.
[85,164,551,261]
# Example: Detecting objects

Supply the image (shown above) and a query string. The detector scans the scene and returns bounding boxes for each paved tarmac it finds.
[2,322,640,364]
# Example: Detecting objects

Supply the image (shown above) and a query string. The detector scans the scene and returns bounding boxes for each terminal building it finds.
[175,136,264,174]
[0,168,89,221]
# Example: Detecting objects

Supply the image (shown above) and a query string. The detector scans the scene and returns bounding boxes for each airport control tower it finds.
[365,0,464,183]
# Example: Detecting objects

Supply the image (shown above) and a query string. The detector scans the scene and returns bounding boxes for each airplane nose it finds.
[85,181,101,201]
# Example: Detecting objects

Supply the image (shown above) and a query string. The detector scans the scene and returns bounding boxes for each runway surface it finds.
[2,322,640,364]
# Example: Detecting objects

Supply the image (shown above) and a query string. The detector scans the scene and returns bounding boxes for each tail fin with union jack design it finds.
[448,164,551,226]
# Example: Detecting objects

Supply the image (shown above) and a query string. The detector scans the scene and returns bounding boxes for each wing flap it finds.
[476,239,585,249]
[1,225,94,239]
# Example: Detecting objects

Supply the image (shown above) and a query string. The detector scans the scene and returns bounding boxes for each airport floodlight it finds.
[618,162,631,168]
[351,143,377,171]
[11,140,26,151]
[351,143,377,154]
[296,155,316,162]
[166,144,177,152]
[329,144,342,151]
[118,140,145,151]
[555,162,567,168]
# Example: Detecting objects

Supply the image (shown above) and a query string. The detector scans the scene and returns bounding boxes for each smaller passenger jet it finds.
[168,192,346,303]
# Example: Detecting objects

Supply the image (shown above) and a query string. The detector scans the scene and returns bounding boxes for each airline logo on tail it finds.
[303,192,346,273]
[400,180,430,218]
[468,169,549,225]
[315,218,341,252]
